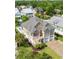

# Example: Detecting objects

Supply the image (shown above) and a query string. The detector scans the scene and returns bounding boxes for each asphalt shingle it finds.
[21,17,42,32]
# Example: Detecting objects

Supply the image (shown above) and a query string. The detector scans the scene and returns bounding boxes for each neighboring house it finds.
[18,16,63,45]
[15,6,36,18]
[45,16,63,35]
[15,8,21,17]
[20,16,63,45]
[21,7,33,17]
[15,6,34,17]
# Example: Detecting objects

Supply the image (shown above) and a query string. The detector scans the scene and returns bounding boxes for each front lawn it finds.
[40,47,62,59]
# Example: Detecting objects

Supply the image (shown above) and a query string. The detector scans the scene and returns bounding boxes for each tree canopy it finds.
[15,32,30,47]
[21,15,28,22]
[15,1,63,16]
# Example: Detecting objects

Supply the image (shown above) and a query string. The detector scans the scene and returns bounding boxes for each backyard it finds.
[16,46,62,59]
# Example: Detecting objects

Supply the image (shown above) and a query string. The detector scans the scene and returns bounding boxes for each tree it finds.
[46,6,54,16]
[16,47,31,59]
[15,17,19,26]
[15,1,63,16]
[15,32,25,47]
[41,53,52,59]
[21,15,28,22]
[16,47,52,59]
[15,32,31,47]
[37,1,47,10]
[35,43,47,49]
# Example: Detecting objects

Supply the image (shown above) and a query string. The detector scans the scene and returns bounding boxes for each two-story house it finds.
[19,16,63,46]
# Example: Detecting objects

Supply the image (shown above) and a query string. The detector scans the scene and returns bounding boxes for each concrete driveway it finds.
[47,40,63,57]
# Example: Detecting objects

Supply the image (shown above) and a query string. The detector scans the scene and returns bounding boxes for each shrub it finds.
[55,36,58,40]
[35,12,51,20]
[35,43,47,49]
[15,29,19,34]
[40,15,44,19]
[42,53,52,59]
[43,15,50,20]
[15,17,19,26]
[15,19,19,26]
[20,39,30,47]
[55,33,63,41]
[15,32,30,47]
[35,13,40,17]
[21,15,28,22]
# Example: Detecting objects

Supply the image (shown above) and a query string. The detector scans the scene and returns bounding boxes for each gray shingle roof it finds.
[47,16,63,28]
[21,16,63,33]
[21,17,43,33]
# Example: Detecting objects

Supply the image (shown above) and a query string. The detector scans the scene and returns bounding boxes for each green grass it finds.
[17,46,32,52]
[17,46,62,59]
[40,47,62,59]
[58,36,63,41]
[26,47,32,51]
